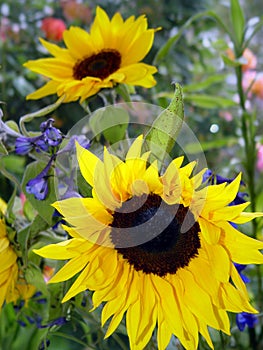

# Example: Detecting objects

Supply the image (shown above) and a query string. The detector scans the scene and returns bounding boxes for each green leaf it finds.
[0,139,8,155]
[24,262,48,296]
[89,105,129,144]
[5,120,20,134]
[221,54,243,67]
[115,84,132,103]
[17,214,50,258]
[230,0,245,47]
[154,10,233,64]
[21,161,57,225]
[2,155,25,175]
[183,74,227,93]
[144,83,184,165]
[185,137,237,153]
[184,94,237,109]
[6,186,18,221]
[23,199,37,222]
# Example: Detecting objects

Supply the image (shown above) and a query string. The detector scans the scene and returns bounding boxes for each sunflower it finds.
[34,136,263,350]
[24,7,158,103]
[0,202,35,308]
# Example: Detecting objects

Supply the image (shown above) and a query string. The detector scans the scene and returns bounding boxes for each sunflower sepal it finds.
[144,83,184,167]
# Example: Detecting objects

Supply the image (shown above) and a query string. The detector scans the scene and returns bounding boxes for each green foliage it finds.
[145,83,184,165]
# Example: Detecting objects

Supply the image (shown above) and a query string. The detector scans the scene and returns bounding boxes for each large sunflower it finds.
[34,136,263,350]
[24,7,158,103]
[0,202,35,308]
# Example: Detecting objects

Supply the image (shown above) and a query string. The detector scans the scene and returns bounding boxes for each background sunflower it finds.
[23,7,158,103]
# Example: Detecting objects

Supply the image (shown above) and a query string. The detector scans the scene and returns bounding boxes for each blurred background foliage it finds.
[1,0,263,200]
[1,0,263,349]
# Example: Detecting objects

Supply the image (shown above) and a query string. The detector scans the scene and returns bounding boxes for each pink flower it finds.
[41,17,66,42]
[219,110,233,121]
[257,145,263,172]
[61,0,92,24]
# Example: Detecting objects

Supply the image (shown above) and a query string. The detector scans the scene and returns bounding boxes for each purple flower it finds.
[34,137,49,153]
[40,118,63,147]
[15,135,49,155]
[17,320,27,327]
[26,176,49,200]
[39,339,50,350]
[15,136,35,155]
[234,263,250,283]
[57,134,90,155]
[39,316,67,329]
[26,157,54,200]
[15,119,63,156]
[236,312,258,331]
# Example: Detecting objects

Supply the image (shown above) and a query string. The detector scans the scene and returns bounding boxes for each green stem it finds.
[19,95,65,136]
[51,331,89,347]
[111,333,129,350]
[235,62,262,311]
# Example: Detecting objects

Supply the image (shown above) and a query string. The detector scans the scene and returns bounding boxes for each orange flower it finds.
[226,48,257,71]
[243,71,263,99]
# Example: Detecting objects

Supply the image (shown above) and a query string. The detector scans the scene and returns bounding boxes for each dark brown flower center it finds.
[110,194,201,277]
[73,49,121,80]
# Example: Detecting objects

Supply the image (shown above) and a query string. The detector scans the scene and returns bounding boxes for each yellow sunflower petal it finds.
[48,254,90,283]
[211,202,250,222]
[117,63,157,87]
[220,283,258,313]
[143,160,163,195]
[178,268,229,331]
[121,30,154,65]
[0,237,9,252]
[53,197,112,227]
[26,80,59,100]
[199,217,221,244]
[38,37,73,60]
[24,58,73,80]
[63,26,95,59]
[232,211,263,224]
[76,142,103,188]
[0,247,17,273]
[219,221,263,263]
[156,308,173,350]
[33,239,87,260]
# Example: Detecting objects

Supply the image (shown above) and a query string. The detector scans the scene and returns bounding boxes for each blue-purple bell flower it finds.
[15,135,49,155]
[39,316,67,329]
[236,312,258,331]
[234,263,250,283]
[15,118,63,156]
[40,118,63,147]
[39,339,50,350]
[26,157,54,200]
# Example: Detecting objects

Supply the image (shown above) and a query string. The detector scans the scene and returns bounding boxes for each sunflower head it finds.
[0,201,35,309]
[24,7,158,103]
[34,136,263,350]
